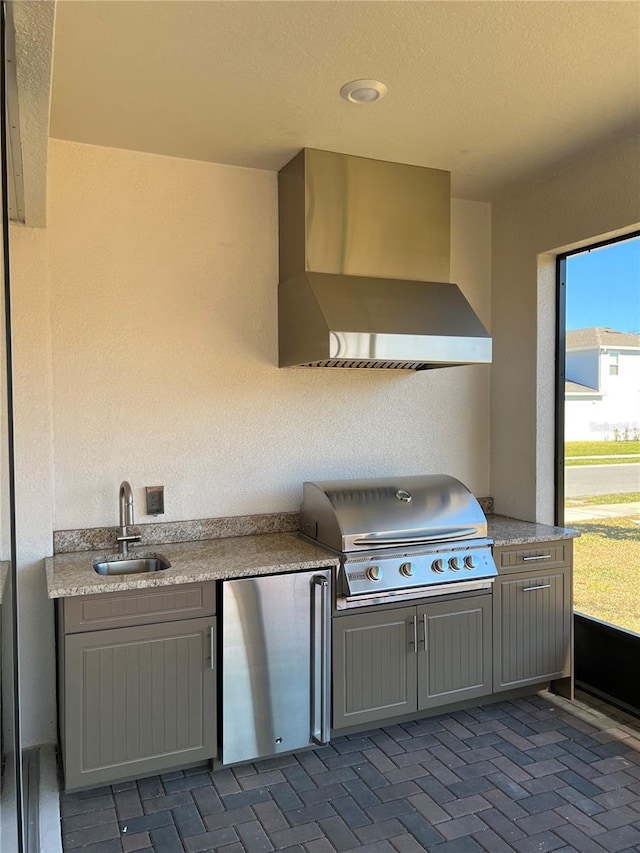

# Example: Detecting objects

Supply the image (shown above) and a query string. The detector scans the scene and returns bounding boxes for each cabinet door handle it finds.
[408,614,418,654]
[209,625,215,670]
[311,574,330,745]
[422,613,428,652]
[522,584,552,592]
[522,554,552,562]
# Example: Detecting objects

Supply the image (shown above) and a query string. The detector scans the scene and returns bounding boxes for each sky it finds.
[566,235,640,334]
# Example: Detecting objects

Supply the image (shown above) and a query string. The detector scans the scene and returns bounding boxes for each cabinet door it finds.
[494,568,570,690]
[332,607,417,729]
[64,617,216,790]
[417,595,492,710]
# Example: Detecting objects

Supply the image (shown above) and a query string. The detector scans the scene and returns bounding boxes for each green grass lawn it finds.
[572,516,640,635]
[566,440,640,457]
[565,440,640,466]
[566,492,640,507]
[566,456,640,467]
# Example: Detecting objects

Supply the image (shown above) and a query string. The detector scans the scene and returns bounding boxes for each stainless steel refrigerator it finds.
[221,569,332,765]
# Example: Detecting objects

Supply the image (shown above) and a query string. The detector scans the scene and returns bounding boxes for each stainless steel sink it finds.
[93,555,171,576]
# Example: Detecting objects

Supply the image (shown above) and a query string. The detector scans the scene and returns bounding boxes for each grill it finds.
[300,475,498,610]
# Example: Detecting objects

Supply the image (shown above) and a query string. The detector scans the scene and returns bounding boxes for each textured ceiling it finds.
[50,0,640,200]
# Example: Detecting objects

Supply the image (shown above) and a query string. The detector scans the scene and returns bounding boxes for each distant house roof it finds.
[566,327,640,350]
[565,379,600,394]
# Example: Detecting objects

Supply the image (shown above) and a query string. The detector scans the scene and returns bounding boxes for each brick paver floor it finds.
[59,691,640,852]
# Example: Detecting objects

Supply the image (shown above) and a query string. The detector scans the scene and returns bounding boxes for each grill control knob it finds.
[449,556,463,571]
[399,562,414,578]
[366,565,383,582]
[464,555,476,569]
[431,558,445,574]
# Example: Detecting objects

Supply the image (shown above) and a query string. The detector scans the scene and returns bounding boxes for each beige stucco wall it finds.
[491,135,640,524]
[47,140,491,531]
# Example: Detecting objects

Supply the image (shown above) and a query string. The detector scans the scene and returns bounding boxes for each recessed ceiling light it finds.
[340,79,387,104]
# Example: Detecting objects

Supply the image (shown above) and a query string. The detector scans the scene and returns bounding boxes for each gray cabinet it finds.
[333,594,492,730]
[59,582,216,791]
[332,606,417,729]
[417,596,492,709]
[493,542,572,692]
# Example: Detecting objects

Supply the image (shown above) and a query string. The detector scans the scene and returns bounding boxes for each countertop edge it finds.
[487,514,580,547]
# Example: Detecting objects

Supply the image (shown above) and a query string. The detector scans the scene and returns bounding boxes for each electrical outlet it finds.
[145,486,164,515]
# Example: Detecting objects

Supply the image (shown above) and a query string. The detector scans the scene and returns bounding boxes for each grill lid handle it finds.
[352,527,479,547]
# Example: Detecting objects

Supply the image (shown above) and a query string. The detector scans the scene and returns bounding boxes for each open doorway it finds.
[556,232,640,714]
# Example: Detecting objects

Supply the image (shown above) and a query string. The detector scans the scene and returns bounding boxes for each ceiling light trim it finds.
[340,79,387,104]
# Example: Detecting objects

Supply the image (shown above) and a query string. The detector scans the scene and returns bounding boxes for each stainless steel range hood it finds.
[278,149,492,370]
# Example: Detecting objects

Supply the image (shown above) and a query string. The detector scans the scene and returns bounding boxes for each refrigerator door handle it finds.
[311,574,330,746]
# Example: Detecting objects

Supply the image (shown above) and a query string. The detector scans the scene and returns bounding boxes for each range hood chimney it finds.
[278,149,492,370]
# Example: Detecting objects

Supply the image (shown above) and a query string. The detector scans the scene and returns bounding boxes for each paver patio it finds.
[59,691,640,853]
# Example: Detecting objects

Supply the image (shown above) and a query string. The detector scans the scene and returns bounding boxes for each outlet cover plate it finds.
[145,486,164,515]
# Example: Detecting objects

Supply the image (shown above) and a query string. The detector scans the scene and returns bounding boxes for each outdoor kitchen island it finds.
[46,513,578,792]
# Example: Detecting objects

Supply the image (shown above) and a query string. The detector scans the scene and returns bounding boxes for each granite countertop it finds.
[487,515,579,547]
[46,533,340,599]
[47,515,579,600]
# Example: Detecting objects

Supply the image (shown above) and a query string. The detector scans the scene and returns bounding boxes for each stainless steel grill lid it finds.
[301,475,487,553]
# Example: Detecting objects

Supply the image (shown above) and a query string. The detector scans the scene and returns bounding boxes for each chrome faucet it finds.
[116,481,141,556]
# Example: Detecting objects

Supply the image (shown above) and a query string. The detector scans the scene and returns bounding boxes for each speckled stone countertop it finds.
[488,515,579,546]
[47,515,578,600]
[46,533,340,599]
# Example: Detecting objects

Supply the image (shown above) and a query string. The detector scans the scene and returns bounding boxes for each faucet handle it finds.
[116,531,142,558]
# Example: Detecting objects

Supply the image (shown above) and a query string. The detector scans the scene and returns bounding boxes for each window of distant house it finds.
[609,351,619,375]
